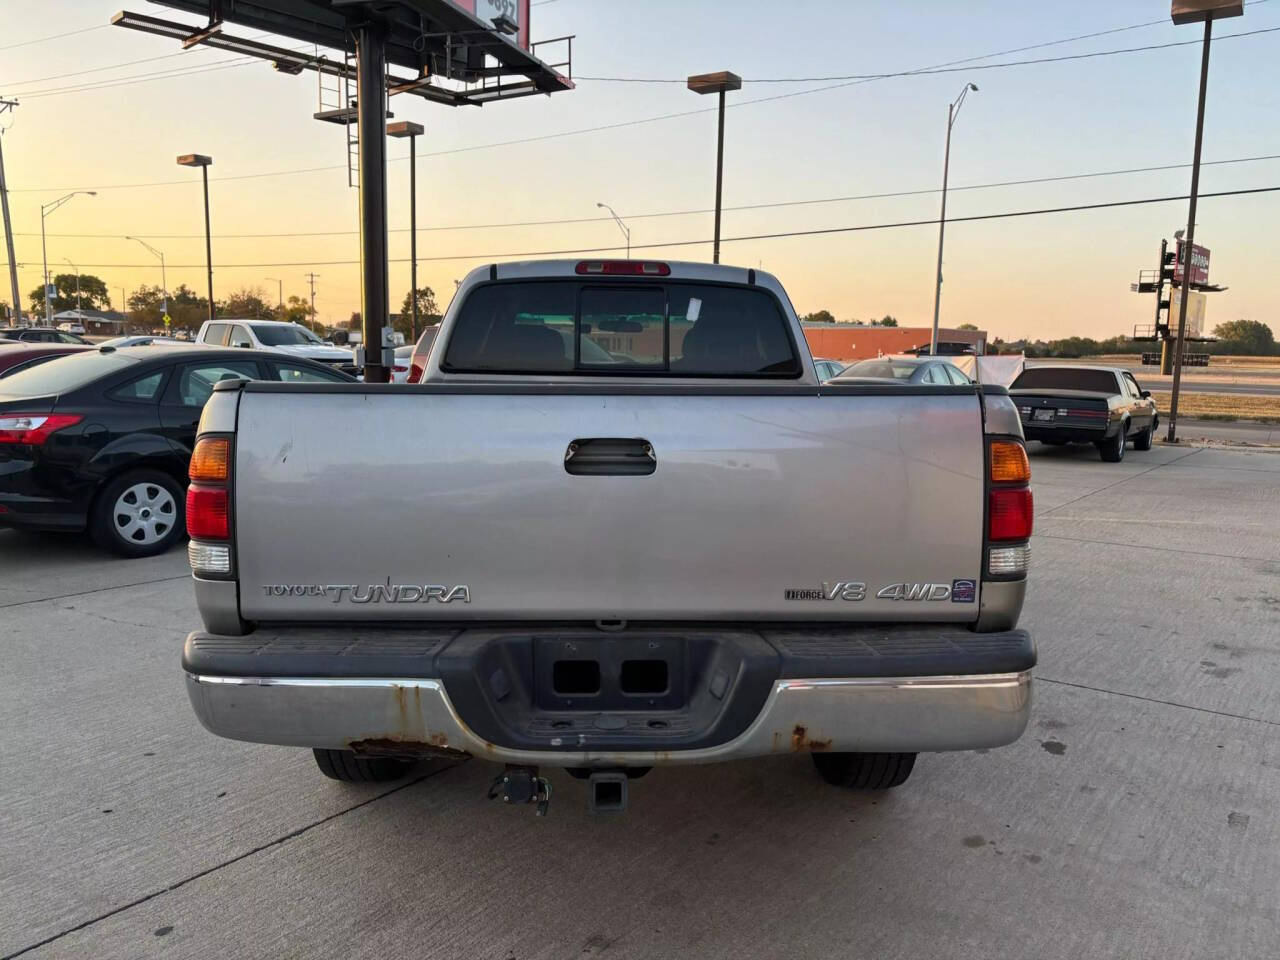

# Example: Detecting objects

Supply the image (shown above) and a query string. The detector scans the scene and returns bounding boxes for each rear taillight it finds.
[186,486,229,540]
[989,441,1030,484]
[392,364,409,374]
[986,435,1032,577]
[188,435,232,576]
[989,488,1034,541]
[575,260,671,276]
[407,362,424,383]
[0,413,83,445]
[189,437,229,483]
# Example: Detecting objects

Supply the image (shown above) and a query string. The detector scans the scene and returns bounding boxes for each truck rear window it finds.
[442,281,801,377]
[1011,368,1119,393]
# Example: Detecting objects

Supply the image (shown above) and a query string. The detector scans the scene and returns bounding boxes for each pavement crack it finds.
[1039,447,1205,517]
[1035,532,1277,564]
[67,609,181,632]
[0,762,462,960]
[1038,676,1280,728]
[0,575,191,610]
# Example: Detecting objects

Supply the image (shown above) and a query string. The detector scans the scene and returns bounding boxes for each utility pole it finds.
[0,98,21,323]
[930,83,979,357]
[306,272,319,327]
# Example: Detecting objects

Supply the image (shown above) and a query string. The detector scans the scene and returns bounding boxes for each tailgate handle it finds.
[565,438,656,476]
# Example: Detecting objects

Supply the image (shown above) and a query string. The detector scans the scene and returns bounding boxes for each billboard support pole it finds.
[356,21,390,384]
[1167,16,1213,444]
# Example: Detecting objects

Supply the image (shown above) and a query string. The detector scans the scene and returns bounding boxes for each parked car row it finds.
[0,345,353,557]
[1,326,91,345]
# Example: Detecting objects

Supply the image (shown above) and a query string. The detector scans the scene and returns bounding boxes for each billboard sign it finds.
[1168,287,1206,339]
[1174,242,1210,286]
[446,0,531,49]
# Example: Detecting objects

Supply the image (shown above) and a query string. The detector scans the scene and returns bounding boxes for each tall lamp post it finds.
[596,202,630,258]
[387,121,424,342]
[176,154,214,324]
[929,83,979,357]
[687,71,742,264]
[40,191,96,325]
[265,277,283,311]
[1166,0,1242,443]
[125,236,167,324]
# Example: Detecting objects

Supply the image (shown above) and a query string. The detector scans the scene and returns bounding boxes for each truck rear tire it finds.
[812,751,916,789]
[313,748,412,783]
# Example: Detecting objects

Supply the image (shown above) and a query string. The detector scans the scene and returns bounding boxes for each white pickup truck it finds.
[182,260,1034,814]
[194,318,357,373]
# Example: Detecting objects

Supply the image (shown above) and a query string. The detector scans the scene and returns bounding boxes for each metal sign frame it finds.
[113,1,573,381]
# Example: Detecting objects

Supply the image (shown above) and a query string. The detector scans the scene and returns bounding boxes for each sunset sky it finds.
[1,0,1278,340]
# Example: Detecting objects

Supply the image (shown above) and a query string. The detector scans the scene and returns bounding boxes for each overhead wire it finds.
[7,185,1276,270]
[11,11,1277,190]
[19,154,1280,241]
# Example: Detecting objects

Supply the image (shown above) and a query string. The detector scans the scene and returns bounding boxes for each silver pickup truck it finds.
[182,259,1034,814]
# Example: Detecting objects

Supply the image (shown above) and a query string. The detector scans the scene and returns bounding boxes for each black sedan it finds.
[1009,364,1158,463]
[0,326,91,344]
[0,345,355,556]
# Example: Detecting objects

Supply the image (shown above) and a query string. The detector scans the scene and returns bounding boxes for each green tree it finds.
[395,287,439,339]
[957,323,978,331]
[28,273,112,314]
[217,286,274,320]
[1211,319,1277,356]
[801,309,835,324]
[877,315,898,327]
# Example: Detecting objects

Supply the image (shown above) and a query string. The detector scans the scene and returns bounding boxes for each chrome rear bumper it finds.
[186,670,1032,765]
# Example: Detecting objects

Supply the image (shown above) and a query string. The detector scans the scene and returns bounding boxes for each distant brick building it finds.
[802,324,987,361]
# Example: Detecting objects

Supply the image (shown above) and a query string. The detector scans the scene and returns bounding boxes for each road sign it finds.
[163,313,171,328]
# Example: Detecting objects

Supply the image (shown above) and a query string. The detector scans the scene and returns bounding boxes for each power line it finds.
[575,26,1280,82]
[2,45,242,89]
[0,25,107,52]
[19,153,1280,241]
[10,12,1273,190]
[8,185,1276,269]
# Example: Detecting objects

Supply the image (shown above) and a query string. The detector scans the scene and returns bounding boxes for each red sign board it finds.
[445,0,531,49]
[1174,242,1210,286]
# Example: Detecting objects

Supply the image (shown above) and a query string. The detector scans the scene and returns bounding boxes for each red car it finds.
[405,326,440,383]
[0,342,94,379]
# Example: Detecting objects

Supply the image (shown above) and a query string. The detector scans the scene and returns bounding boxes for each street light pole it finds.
[125,235,168,322]
[930,83,978,357]
[687,71,742,264]
[387,121,425,343]
[266,277,282,310]
[1166,0,1241,442]
[177,155,215,324]
[40,190,96,325]
[596,202,630,257]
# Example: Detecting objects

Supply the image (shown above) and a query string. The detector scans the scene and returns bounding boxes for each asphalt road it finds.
[3,442,1279,959]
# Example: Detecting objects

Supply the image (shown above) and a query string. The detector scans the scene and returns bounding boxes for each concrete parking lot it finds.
[3,441,1278,960]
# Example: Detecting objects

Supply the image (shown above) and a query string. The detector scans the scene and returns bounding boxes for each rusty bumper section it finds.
[184,671,1033,766]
